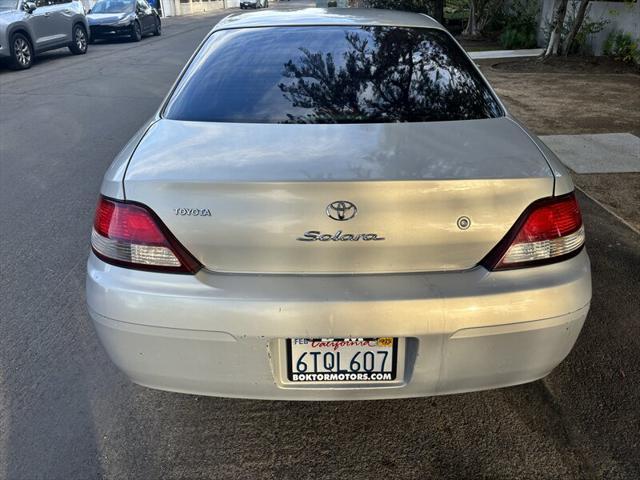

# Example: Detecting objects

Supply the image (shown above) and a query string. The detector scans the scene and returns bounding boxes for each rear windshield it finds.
[91,0,135,13]
[164,26,503,124]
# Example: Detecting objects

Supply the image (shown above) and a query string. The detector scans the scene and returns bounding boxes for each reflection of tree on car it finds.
[278,27,500,124]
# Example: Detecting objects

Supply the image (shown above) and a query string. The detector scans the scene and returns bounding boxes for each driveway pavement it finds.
[469,48,543,59]
[540,133,640,173]
[1,6,639,479]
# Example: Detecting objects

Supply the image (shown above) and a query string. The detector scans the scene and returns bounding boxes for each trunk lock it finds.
[457,216,471,230]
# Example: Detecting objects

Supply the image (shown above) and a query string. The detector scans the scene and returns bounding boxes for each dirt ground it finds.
[492,56,640,75]
[478,58,640,136]
[478,58,640,229]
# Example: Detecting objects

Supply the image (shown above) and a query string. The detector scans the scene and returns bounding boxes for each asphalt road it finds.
[1,6,639,480]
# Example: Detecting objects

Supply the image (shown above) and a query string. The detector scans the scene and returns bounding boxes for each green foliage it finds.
[365,0,439,15]
[570,17,609,54]
[500,28,536,49]
[444,0,468,20]
[604,31,640,64]
[482,7,508,36]
[499,0,539,49]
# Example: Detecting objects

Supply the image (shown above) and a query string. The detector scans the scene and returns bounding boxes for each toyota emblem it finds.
[326,201,357,221]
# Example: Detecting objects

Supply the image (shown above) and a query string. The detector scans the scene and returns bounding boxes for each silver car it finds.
[86,9,591,400]
[0,0,88,70]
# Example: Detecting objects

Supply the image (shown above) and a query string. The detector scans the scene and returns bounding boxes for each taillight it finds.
[481,192,585,271]
[91,196,201,274]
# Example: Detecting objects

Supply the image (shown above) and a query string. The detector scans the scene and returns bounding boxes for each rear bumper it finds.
[86,250,591,400]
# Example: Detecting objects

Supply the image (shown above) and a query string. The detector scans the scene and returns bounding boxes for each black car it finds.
[87,0,161,42]
[240,0,268,9]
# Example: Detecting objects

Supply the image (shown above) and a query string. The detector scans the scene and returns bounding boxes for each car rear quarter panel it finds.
[509,118,575,196]
[100,119,157,199]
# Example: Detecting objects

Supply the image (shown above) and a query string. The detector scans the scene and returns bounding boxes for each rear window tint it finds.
[164,26,503,124]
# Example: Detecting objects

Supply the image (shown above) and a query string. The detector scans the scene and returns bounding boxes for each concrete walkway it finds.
[540,133,640,173]
[468,48,544,60]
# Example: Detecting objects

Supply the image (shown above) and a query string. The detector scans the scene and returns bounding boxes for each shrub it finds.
[365,0,439,15]
[604,31,640,65]
[499,0,539,49]
[444,0,468,21]
[500,28,537,49]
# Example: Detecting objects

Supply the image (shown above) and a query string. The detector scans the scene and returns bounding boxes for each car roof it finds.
[213,8,444,32]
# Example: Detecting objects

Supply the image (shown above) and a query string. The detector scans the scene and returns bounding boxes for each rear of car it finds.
[86,10,591,400]
[240,0,266,9]
[87,0,159,42]
[87,0,136,39]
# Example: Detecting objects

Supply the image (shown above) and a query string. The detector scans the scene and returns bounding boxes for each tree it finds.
[562,0,590,55]
[544,0,569,57]
[544,0,602,59]
[365,0,444,22]
[462,0,505,38]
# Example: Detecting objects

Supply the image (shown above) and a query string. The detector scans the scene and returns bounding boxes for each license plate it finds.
[286,338,398,383]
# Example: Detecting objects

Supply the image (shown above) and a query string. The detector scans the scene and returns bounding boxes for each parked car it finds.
[87,9,591,401]
[0,0,88,70]
[87,0,160,43]
[240,0,267,9]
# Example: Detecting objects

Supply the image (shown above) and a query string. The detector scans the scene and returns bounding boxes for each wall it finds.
[173,0,226,16]
[538,0,640,55]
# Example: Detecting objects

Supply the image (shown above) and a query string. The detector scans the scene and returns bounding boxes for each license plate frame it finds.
[283,337,403,386]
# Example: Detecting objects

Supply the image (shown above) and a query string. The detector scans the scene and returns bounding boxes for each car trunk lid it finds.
[123,117,553,274]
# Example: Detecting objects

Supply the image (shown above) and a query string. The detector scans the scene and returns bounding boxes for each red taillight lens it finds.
[91,196,201,274]
[482,192,585,271]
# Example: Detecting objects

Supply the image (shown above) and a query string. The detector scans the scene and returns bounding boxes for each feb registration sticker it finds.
[286,338,398,383]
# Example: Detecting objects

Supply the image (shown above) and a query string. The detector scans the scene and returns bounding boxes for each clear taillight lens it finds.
[482,192,585,271]
[91,196,201,274]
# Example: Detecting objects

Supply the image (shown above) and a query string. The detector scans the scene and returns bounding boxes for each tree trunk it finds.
[463,0,504,38]
[477,3,491,32]
[463,1,479,37]
[562,0,590,56]
[544,0,569,58]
